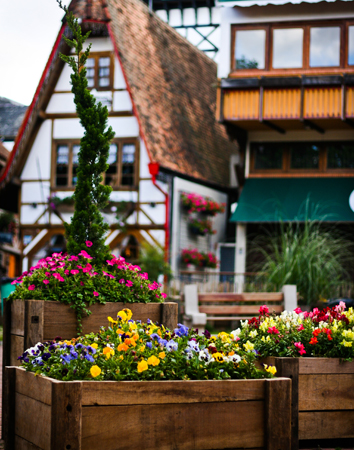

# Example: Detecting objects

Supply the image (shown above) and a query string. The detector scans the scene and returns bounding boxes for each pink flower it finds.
[161,293,167,299]
[93,291,99,297]
[119,279,125,284]
[64,270,70,275]
[267,326,280,335]
[106,259,115,266]
[58,276,65,282]
[259,305,269,315]
[83,268,90,273]
[43,280,50,285]
[139,272,148,280]
[297,324,304,331]
[335,301,346,313]
[126,280,133,287]
[71,270,79,275]
[68,256,78,261]
[294,342,306,355]
[78,250,92,259]
[80,281,84,286]
[294,307,302,314]
[11,280,17,285]
[45,272,51,277]
[85,241,93,247]
[28,285,35,291]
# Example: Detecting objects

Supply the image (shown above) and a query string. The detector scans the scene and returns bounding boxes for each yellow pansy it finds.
[218,332,231,343]
[103,347,115,359]
[139,345,146,352]
[129,322,137,331]
[263,364,277,375]
[243,341,255,352]
[158,351,166,359]
[90,343,98,349]
[147,355,160,366]
[212,352,224,363]
[107,316,117,324]
[137,360,149,373]
[117,310,127,321]
[90,365,101,378]
[116,328,124,335]
[122,308,133,321]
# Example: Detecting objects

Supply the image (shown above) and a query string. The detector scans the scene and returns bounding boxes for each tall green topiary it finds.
[57,1,114,264]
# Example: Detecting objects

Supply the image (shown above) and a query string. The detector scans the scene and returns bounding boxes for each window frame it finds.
[250,142,354,176]
[52,138,139,190]
[85,51,114,91]
[231,20,349,75]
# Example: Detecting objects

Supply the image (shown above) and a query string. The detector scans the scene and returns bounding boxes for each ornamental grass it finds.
[235,302,354,360]
[18,309,276,381]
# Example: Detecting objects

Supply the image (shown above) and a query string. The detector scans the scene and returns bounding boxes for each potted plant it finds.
[181,192,226,216]
[5,311,292,450]
[180,248,205,271]
[188,217,215,236]
[236,303,354,449]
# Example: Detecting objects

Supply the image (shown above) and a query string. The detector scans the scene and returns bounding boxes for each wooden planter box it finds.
[263,357,354,449]
[4,366,291,450]
[3,300,177,367]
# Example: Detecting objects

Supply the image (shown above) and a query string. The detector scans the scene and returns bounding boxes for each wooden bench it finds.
[183,284,297,332]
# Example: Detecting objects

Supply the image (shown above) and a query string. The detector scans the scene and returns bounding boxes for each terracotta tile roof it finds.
[106,0,237,187]
[67,0,110,22]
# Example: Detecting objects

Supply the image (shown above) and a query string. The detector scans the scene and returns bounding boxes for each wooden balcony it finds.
[218,76,354,133]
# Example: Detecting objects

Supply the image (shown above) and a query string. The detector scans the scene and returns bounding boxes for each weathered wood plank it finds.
[16,368,52,406]
[81,379,266,406]
[2,300,12,440]
[299,411,354,440]
[199,293,283,302]
[299,357,354,374]
[15,435,44,450]
[82,401,265,450]
[265,378,292,450]
[199,305,283,314]
[3,367,16,449]
[161,302,178,330]
[51,381,82,450]
[10,334,24,366]
[42,301,164,339]
[15,393,51,450]
[11,299,25,336]
[299,374,354,411]
[26,300,44,348]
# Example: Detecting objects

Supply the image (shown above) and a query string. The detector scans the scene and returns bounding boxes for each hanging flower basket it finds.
[181,192,226,216]
[188,218,215,236]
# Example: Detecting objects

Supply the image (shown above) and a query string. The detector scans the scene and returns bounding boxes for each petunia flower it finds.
[28,285,35,291]
[85,241,93,248]
[93,291,99,297]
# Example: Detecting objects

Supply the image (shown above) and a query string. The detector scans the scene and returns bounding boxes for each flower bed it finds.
[236,303,354,449]
[4,311,291,450]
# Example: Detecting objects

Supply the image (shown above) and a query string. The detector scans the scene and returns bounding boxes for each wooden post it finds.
[51,381,82,450]
[161,302,178,330]
[25,300,44,349]
[3,367,16,449]
[2,299,12,441]
[265,377,292,450]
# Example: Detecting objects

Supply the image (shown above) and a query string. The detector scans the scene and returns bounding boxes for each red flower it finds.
[309,337,318,345]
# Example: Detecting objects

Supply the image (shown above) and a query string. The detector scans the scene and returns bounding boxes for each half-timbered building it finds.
[0,0,238,275]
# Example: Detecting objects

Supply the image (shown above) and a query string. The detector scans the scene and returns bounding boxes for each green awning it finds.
[231,178,354,223]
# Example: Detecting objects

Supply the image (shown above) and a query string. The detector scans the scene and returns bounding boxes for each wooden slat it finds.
[51,381,82,450]
[161,302,178,330]
[10,335,24,366]
[199,293,283,302]
[199,305,283,315]
[26,300,44,349]
[15,435,44,450]
[298,358,354,374]
[16,368,52,406]
[265,378,292,450]
[299,374,354,411]
[299,411,354,440]
[3,367,16,449]
[81,379,266,406]
[11,300,25,335]
[15,393,51,450]
[82,401,265,450]
[43,301,163,340]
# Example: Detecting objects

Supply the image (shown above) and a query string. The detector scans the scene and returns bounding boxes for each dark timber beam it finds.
[262,120,286,134]
[303,119,325,134]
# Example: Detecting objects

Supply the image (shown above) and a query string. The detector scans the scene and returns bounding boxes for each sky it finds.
[0,0,70,106]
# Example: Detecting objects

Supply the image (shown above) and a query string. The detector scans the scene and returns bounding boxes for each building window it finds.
[251,142,354,174]
[53,139,138,189]
[309,27,340,67]
[85,52,114,90]
[231,21,353,73]
[235,29,266,70]
[272,28,303,69]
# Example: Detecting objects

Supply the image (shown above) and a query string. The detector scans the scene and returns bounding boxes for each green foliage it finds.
[57,1,115,264]
[251,219,354,306]
[138,243,172,283]
[0,211,15,233]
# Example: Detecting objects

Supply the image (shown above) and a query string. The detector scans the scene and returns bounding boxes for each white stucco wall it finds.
[21,119,51,180]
